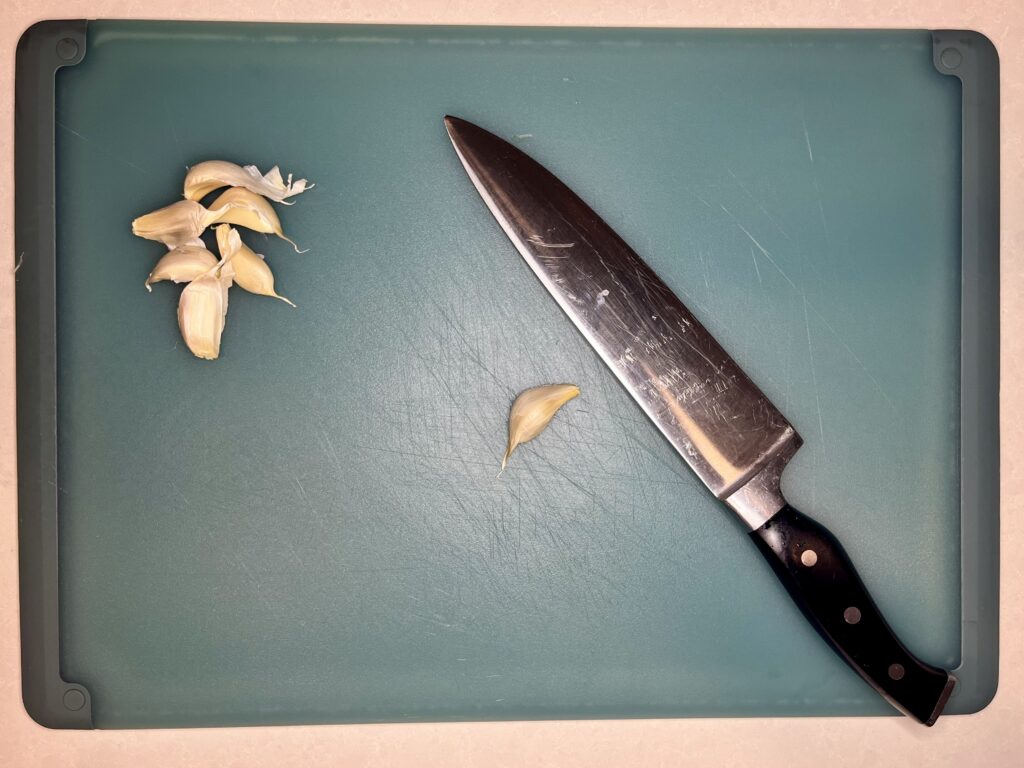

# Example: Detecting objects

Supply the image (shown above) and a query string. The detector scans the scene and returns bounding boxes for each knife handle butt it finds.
[751,505,955,725]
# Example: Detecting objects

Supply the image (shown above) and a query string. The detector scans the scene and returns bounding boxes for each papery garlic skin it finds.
[184,160,311,203]
[502,384,580,471]
[251,165,311,202]
[209,187,306,252]
[177,262,234,361]
[216,224,295,307]
[131,200,218,248]
[214,223,241,264]
[145,245,219,291]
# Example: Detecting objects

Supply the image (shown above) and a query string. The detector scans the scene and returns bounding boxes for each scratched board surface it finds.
[54,23,963,727]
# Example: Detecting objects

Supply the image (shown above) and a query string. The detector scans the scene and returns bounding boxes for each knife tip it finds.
[443,114,463,136]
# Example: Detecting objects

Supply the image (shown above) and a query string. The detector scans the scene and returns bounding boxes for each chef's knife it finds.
[444,116,956,725]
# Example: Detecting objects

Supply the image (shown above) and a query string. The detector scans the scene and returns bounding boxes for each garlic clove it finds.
[214,223,241,263]
[145,245,219,291]
[208,187,306,253]
[502,384,580,471]
[131,200,218,248]
[184,160,312,204]
[211,225,241,287]
[216,224,295,306]
[177,262,233,360]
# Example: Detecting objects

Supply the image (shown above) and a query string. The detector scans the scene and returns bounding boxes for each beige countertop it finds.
[1,1,1021,765]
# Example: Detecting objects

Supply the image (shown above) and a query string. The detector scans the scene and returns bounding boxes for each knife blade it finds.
[445,115,956,725]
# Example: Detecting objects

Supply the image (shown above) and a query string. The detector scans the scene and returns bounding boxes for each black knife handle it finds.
[751,504,955,725]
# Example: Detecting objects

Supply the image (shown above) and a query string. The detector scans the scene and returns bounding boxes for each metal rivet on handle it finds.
[800,549,817,567]
[844,606,862,625]
[888,663,905,681]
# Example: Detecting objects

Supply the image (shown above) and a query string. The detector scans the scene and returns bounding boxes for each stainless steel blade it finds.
[445,116,802,527]
[445,117,959,721]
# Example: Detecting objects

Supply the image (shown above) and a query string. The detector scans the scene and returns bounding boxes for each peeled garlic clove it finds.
[209,187,306,252]
[183,160,311,203]
[145,245,219,291]
[502,384,580,471]
[216,224,295,306]
[177,267,232,360]
[132,200,218,248]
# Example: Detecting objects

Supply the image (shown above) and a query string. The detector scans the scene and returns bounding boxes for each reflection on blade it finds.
[445,116,800,498]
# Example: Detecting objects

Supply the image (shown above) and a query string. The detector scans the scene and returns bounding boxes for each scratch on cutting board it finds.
[161,98,184,162]
[796,106,834,252]
[13,252,24,274]
[720,205,896,414]
[719,204,798,291]
[697,248,710,294]
[432,301,505,388]
[749,246,762,286]
[318,426,343,471]
[800,106,815,163]
[355,444,494,469]
[689,191,713,210]
[807,301,897,413]
[293,475,313,508]
[813,177,832,250]
[57,122,152,176]
[802,296,826,451]
[169,481,189,507]
[726,168,791,240]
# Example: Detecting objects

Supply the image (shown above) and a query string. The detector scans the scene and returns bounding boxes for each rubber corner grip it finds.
[23,685,93,730]
[17,19,88,69]
[931,29,999,79]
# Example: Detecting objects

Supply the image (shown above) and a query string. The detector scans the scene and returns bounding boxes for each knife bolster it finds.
[724,439,800,529]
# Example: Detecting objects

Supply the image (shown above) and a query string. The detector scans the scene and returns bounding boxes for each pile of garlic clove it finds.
[132,161,312,360]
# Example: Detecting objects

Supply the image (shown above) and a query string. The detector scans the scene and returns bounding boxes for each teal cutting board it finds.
[42,21,990,727]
